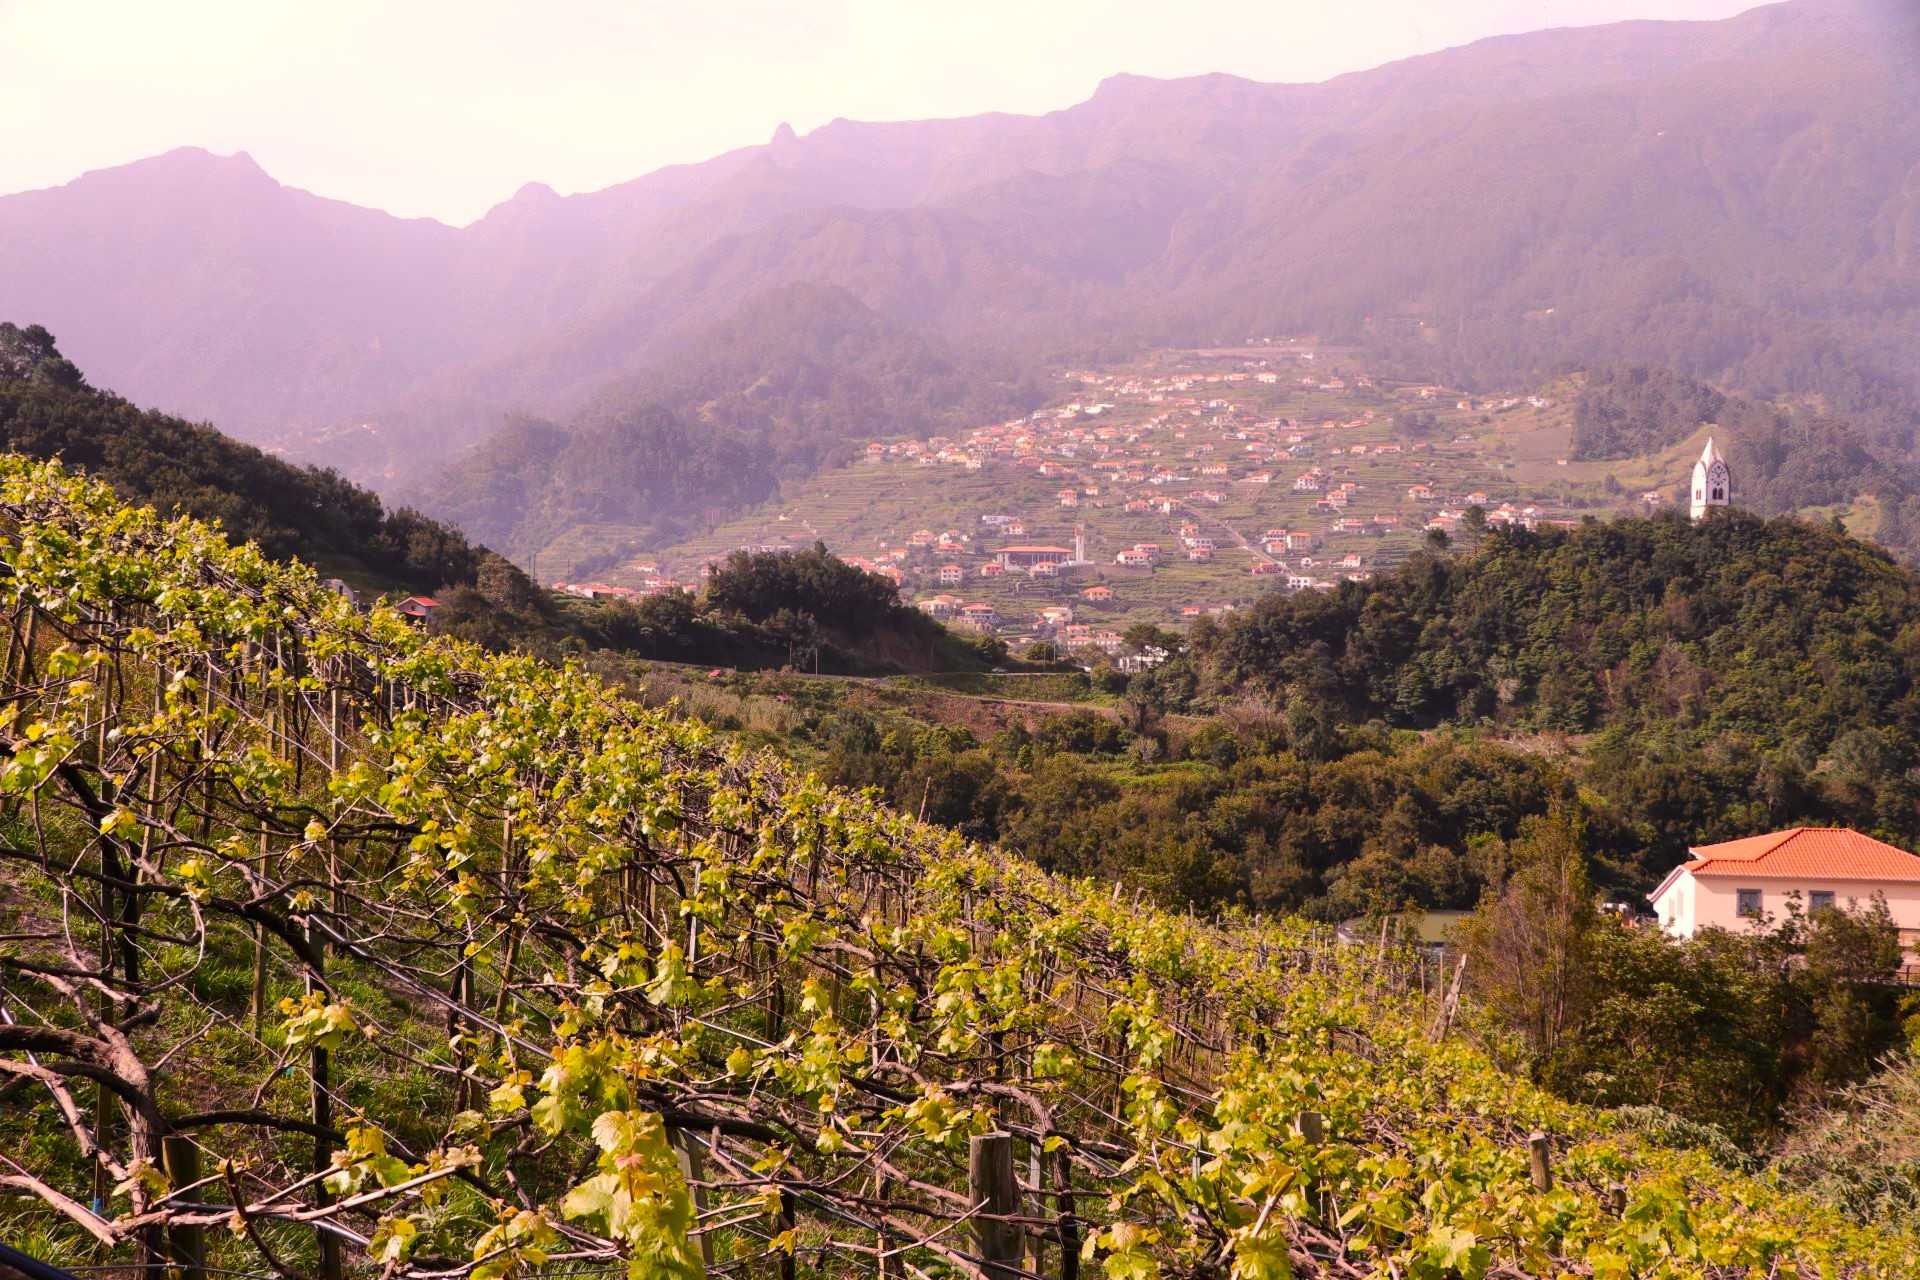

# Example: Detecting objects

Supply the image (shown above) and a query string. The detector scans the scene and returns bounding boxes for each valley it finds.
[555,347,1729,652]
[6,3,1920,1276]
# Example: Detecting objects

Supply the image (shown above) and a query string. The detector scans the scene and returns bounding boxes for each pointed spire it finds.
[1691,433,1730,519]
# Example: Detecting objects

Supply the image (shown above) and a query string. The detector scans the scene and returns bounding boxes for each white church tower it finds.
[1690,436,1730,520]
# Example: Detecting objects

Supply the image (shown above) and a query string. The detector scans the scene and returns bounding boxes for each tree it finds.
[1565,921,1786,1137]
[1459,807,1595,1068]
[1487,886,1908,1140]
[1123,623,1183,653]
[1282,696,1341,762]
[1796,896,1906,1086]
[0,322,62,379]
[1462,505,1489,553]
[703,542,901,632]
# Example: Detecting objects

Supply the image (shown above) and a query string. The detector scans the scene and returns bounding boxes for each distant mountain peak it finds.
[1090,69,1264,98]
[153,145,267,173]
[771,121,798,145]
[72,145,274,188]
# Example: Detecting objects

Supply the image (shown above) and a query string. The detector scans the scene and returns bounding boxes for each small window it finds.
[1737,888,1762,917]
[1808,890,1835,914]
[1712,487,1724,501]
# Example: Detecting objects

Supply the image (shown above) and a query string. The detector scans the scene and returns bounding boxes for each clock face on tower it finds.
[1707,461,1729,503]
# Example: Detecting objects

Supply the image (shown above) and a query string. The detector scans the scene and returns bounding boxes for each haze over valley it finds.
[10,3,1920,1278]
[4,0,1916,532]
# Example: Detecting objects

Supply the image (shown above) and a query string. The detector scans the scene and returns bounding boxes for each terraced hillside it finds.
[626,356,1645,642]
[634,351,1914,656]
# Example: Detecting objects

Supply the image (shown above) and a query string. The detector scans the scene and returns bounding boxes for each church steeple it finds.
[1690,436,1730,519]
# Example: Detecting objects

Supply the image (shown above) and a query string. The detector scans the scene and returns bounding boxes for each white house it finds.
[1649,827,1920,947]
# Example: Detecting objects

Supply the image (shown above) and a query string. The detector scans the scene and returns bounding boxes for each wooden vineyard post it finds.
[328,686,344,945]
[250,665,273,1033]
[1528,1132,1552,1193]
[1052,1138,1079,1280]
[448,935,472,1113]
[1026,1141,1044,1277]
[312,1052,341,1280]
[1298,1111,1326,1219]
[775,1185,797,1280]
[876,1172,903,1278]
[308,912,342,1280]
[675,1130,713,1268]
[250,829,269,1035]
[1374,913,1390,990]
[968,1131,1021,1279]
[1432,951,1467,1040]
[160,1135,204,1280]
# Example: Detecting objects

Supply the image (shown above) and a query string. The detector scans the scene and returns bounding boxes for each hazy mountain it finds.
[428,282,1041,564]
[1148,0,1920,422]
[0,0,1914,497]
[0,148,465,437]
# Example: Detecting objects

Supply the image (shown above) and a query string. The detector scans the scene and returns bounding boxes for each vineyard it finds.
[0,454,1913,1279]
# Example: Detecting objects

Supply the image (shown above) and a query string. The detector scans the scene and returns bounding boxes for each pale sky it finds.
[2,0,1760,226]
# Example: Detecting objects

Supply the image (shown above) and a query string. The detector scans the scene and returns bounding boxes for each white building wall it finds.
[1655,874,1920,945]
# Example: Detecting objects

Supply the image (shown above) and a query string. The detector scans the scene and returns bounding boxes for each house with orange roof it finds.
[1649,828,1920,947]
[396,595,441,624]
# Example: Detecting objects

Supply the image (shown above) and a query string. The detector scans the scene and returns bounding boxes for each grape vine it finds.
[0,456,1911,1279]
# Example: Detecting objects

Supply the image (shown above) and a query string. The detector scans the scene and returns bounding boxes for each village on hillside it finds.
[559,345,1686,660]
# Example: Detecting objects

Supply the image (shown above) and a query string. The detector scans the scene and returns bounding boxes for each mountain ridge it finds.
[0,0,1913,498]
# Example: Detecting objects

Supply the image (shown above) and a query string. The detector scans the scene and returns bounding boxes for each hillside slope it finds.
[1161,508,1920,873]
[0,322,504,595]
[0,456,1910,1276]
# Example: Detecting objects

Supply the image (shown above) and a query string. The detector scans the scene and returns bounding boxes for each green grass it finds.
[1083,757,1220,787]
[887,671,1106,703]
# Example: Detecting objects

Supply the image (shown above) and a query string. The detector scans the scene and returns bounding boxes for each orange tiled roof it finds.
[1686,828,1920,881]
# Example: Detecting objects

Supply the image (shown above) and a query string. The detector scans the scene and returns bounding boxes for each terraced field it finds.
[527,518,656,584]
[634,356,1685,639]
